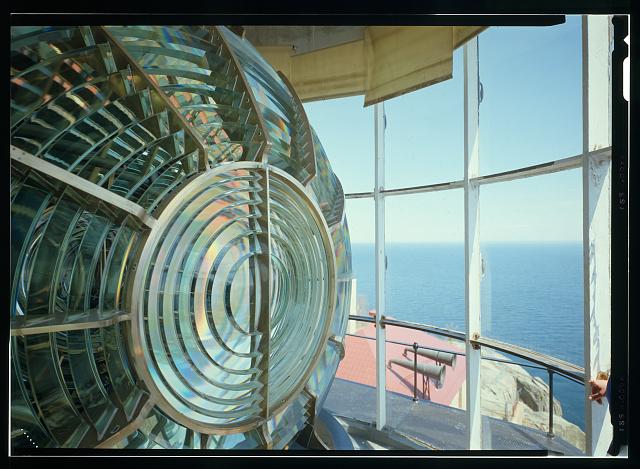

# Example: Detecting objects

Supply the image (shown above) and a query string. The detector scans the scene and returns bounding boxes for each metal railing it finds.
[346,314,586,438]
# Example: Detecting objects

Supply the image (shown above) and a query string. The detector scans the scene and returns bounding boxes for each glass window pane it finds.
[304,96,374,194]
[345,198,375,317]
[479,347,586,453]
[329,198,377,433]
[480,169,583,358]
[384,325,467,449]
[478,16,583,175]
[326,334,376,427]
[385,48,464,188]
[385,190,464,330]
[479,169,585,450]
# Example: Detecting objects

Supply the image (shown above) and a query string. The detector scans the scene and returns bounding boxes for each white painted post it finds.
[374,102,387,431]
[582,15,613,456]
[347,278,358,334]
[464,37,482,450]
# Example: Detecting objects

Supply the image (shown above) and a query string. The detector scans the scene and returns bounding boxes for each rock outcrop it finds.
[479,350,585,453]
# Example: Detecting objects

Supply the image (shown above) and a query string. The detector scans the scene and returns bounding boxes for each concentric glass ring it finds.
[130,162,335,433]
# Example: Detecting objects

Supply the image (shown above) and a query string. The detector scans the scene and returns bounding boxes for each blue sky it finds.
[303,16,585,244]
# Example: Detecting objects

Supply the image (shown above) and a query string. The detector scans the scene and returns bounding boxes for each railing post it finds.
[547,369,555,438]
[413,342,419,402]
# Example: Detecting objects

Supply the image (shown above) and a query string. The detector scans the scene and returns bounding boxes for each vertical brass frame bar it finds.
[256,165,273,418]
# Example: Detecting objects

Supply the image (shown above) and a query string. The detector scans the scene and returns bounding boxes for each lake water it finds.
[350,242,585,431]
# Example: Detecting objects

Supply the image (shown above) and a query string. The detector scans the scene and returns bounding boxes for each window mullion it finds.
[374,102,386,431]
[464,36,482,450]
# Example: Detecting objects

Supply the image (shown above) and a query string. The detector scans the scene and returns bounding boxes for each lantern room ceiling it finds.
[234,26,488,105]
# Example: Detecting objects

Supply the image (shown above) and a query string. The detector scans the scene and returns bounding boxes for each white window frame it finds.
[346,15,613,455]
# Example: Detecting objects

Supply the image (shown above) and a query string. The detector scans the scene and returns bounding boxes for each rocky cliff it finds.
[480,350,585,452]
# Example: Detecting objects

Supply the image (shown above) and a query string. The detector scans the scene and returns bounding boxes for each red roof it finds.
[336,321,467,406]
